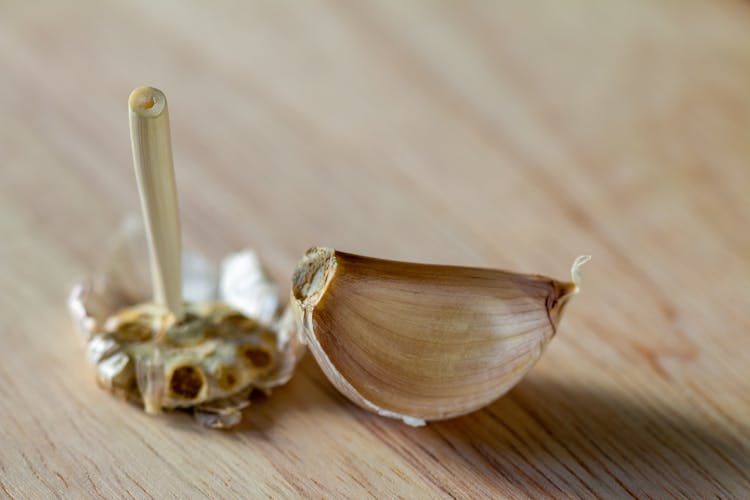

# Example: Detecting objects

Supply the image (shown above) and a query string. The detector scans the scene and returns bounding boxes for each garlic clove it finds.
[291,247,589,425]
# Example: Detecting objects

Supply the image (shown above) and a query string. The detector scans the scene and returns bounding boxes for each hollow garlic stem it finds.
[128,86,184,319]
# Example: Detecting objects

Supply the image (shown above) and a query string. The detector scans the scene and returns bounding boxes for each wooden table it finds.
[2,1,749,497]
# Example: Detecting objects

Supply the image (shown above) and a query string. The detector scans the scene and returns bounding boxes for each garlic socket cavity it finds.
[292,247,336,308]
[168,364,207,401]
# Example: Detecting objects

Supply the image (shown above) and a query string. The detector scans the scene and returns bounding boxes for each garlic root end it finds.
[292,247,336,309]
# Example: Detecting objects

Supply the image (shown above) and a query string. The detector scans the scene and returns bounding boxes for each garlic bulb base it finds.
[69,218,305,428]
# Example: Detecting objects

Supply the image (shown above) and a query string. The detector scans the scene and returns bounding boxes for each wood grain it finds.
[1,0,749,497]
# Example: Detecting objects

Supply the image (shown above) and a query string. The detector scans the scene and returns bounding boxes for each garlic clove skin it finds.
[291,247,589,425]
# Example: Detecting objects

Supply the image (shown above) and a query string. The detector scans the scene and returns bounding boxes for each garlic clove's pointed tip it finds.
[547,255,591,331]
[571,255,592,290]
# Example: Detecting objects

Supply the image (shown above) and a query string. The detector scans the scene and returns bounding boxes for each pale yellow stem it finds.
[128,86,183,319]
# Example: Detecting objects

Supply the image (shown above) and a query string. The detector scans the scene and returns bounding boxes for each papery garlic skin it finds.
[68,219,305,428]
[292,247,588,425]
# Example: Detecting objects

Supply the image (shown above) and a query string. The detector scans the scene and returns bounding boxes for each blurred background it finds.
[1,1,749,497]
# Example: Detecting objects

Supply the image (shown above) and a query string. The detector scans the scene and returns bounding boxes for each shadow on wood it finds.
[229,355,346,434]
[360,376,750,497]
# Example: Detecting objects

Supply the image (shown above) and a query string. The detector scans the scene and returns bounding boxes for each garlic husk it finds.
[68,218,305,428]
[291,247,589,425]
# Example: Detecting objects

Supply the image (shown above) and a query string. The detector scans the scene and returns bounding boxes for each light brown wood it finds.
[1,0,749,497]
[128,86,183,319]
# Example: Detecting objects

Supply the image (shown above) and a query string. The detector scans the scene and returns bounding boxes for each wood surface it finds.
[1,0,749,498]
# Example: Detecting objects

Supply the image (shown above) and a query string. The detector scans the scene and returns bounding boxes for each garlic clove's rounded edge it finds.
[299,311,426,426]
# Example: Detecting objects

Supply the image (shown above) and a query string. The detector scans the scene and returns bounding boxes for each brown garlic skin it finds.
[291,247,588,425]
